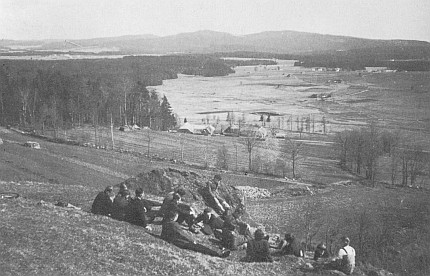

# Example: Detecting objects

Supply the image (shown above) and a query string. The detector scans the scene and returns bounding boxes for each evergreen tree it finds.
[160,95,176,130]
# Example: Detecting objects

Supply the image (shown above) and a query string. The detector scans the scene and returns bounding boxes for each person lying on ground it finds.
[91,185,115,216]
[125,188,152,230]
[161,192,197,233]
[221,221,249,251]
[161,211,230,258]
[112,189,131,221]
[244,229,273,263]
[324,236,356,275]
[194,207,224,238]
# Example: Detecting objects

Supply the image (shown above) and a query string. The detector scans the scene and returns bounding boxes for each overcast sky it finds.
[1,0,429,42]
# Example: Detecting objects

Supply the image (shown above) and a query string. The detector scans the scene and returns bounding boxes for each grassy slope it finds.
[1,127,429,275]
[0,184,302,276]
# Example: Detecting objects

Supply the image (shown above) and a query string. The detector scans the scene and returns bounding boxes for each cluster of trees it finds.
[0,55,237,131]
[336,123,429,187]
[294,45,430,71]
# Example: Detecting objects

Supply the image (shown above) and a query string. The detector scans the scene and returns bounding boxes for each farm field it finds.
[150,62,430,148]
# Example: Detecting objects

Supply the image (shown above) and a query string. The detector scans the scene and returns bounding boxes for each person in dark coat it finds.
[244,229,273,263]
[221,221,248,251]
[161,211,230,258]
[280,233,304,257]
[161,192,197,233]
[194,207,224,237]
[314,242,329,261]
[112,189,131,221]
[91,186,115,216]
[126,188,152,230]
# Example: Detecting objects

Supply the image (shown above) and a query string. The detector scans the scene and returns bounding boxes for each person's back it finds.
[245,229,273,262]
[91,186,114,216]
[112,190,131,221]
[325,236,356,275]
[338,244,356,275]
[246,239,272,262]
[126,188,151,228]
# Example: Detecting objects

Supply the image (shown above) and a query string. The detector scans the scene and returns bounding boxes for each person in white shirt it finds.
[326,236,356,275]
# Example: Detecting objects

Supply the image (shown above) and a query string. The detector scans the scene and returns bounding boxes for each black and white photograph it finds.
[1,1,429,275]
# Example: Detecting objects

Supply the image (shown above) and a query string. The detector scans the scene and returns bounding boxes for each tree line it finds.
[336,123,429,187]
[0,55,238,131]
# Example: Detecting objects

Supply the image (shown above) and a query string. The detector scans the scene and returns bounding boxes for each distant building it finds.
[223,125,267,139]
[178,122,215,135]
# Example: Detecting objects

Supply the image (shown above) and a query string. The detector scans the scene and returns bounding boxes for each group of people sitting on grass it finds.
[91,174,355,274]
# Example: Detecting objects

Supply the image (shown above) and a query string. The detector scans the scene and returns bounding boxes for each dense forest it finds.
[0,55,239,131]
[292,46,430,71]
[215,48,430,71]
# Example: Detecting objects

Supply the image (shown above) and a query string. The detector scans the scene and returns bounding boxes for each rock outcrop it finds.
[120,168,245,215]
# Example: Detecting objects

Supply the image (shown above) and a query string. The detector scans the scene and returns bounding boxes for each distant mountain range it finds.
[2,30,430,58]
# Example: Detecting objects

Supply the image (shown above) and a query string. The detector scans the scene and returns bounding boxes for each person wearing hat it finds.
[325,236,356,275]
[112,189,131,221]
[161,211,230,258]
[194,207,225,237]
[244,229,273,262]
[91,186,115,216]
[125,188,152,230]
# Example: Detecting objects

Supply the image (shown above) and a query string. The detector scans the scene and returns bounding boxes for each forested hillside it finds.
[0,55,235,130]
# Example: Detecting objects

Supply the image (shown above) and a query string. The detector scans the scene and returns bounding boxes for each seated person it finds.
[222,207,253,240]
[194,207,224,237]
[125,188,152,230]
[91,186,115,216]
[201,174,230,215]
[314,242,329,261]
[156,188,185,219]
[244,229,273,263]
[161,211,230,258]
[325,236,356,275]
[161,193,197,233]
[274,233,304,257]
[112,189,131,221]
[221,221,248,251]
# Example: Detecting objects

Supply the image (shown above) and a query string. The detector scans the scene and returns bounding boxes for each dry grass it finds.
[0,182,304,276]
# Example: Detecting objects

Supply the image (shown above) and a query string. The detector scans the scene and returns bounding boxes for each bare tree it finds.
[146,128,152,158]
[216,144,229,170]
[280,138,304,179]
[335,131,350,168]
[240,132,260,171]
[302,196,323,251]
[363,122,382,186]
